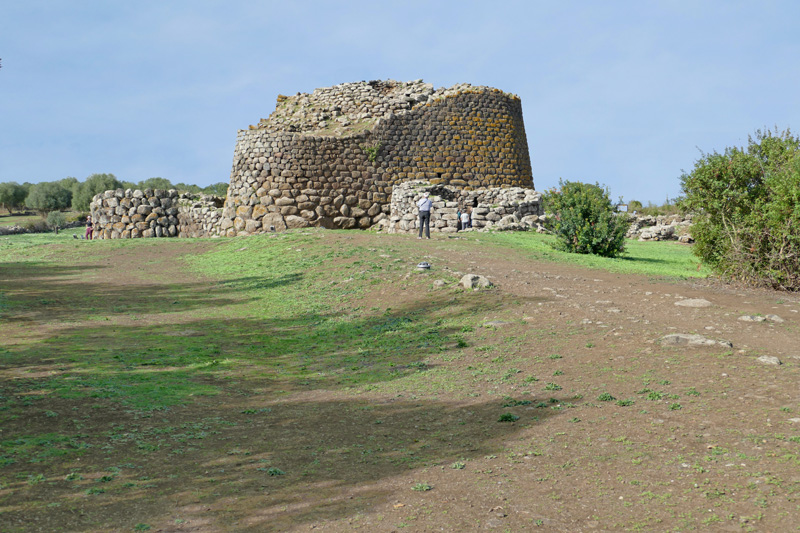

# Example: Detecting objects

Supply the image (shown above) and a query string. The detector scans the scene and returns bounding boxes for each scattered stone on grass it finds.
[460,274,493,290]
[659,333,733,348]
[432,279,446,288]
[483,320,511,328]
[757,355,782,365]
[674,298,712,308]
[765,314,785,323]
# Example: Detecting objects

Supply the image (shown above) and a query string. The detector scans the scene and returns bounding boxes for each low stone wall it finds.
[627,213,694,242]
[383,180,542,233]
[89,189,224,239]
[177,195,225,238]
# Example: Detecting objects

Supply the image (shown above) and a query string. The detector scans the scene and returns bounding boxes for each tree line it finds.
[0,174,228,215]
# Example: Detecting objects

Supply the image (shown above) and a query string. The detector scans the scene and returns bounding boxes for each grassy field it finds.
[0,214,44,227]
[490,232,710,279]
[3,229,799,531]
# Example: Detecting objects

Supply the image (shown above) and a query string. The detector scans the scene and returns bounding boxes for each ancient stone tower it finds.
[220,79,533,235]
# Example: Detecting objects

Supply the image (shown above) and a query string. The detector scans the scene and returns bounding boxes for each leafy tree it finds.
[543,180,630,258]
[72,173,123,211]
[628,200,643,212]
[0,182,28,214]
[202,182,229,197]
[680,128,800,289]
[46,210,67,232]
[174,182,202,193]
[60,176,79,191]
[25,181,72,215]
[137,177,173,191]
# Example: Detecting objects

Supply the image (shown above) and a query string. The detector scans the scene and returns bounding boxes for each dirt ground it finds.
[3,232,800,532]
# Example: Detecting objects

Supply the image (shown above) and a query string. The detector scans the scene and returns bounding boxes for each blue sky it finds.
[2,1,799,204]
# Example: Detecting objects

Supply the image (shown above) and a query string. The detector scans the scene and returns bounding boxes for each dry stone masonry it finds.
[89,79,535,238]
[220,79,534,236]
[627,213,694,243]
[385,180,542,234]
[89,189,223,239]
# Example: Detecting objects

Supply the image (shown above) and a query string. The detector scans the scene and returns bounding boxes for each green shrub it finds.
[680,128,800,290]
[22,219,49,232]
[46,211,67,231]
[543,180,630,257]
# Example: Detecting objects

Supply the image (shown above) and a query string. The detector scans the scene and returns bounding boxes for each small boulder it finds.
[659,334,732,348]
[460,274,493,290]
[757,355,781,365]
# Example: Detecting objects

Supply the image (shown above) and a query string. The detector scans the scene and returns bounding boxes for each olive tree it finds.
[25,181,72,215]
[0,182,28,214]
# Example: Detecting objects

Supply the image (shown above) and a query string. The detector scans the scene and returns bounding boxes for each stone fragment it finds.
[738,315,766,323]
[674,298,712,308]
[757,355,781,365]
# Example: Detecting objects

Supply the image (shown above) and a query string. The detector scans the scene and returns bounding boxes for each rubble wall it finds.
[89,189,224,239]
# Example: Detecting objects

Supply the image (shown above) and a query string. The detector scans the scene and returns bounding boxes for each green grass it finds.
[0,214,43,227]
[0,227,746,531]
[487,232,710,279]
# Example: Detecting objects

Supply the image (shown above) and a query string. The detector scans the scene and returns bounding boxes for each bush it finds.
[22,219,49,232]
[543,180,630,258]
[680,128,800,290]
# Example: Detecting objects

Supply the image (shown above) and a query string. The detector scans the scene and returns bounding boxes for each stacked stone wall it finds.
[89,189,224,239]
[220,80,533,236]
[385,180,542,234]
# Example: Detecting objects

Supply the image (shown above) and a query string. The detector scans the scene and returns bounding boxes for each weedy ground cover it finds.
[491,232,711,279]
[1,229,799,531]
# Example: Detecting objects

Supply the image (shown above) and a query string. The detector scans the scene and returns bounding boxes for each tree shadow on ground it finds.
[0,246,554,531]
[0,262,303,325]
[0,391,566,532]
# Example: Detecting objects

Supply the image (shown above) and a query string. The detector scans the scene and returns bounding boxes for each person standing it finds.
[417,192,432,239]
[460,208,471,229]
[85,215,94,240]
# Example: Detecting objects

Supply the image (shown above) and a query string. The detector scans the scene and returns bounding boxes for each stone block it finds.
[332,216,355,229]
[262,213,287,232]
[285,215,310,229]
[245,219,262,232]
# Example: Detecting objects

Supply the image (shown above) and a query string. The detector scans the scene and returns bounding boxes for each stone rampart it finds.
[385,180,542,233]
[89,189,224,239]
[220,79,533,236]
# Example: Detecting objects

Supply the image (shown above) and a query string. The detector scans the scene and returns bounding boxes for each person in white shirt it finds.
[460,209,471,229]
[417,192,432,239]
